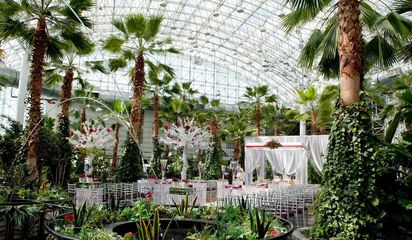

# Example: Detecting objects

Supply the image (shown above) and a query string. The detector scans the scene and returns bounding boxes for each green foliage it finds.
[115,138,144,182]
[204,137,222,180]
[71,202,97,233]
[0,116,26,186]
[248,209,272,239]
[312,99,383,239]
[136,209,171,240]
[171,193,197,218]
[150,138,162,177]
[308,160,322,184]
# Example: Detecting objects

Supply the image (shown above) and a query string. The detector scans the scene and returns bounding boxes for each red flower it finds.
[70,130,74,136]
[184,124,190,130]
[172,177,178,182]
[124,232,133,237]
[148,176,157,180]
[145,192,153,200]
[268,228,279,237]
[86,173,92,177]
[80,172,85,177]
[106,128,111,132]
[188,184,193,188]
[65,213,74,223]
[163,124,169,130]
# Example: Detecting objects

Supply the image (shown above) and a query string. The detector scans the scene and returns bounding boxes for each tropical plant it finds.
[285,1,412,80]
[0,0,94,180]
[394,0,412,62]
[110,99,127,172]
[295,86,319,135]
[261,104,299,135]
[248,209,272,239]
[171,193,197,218]
[283,0,398,238]
[135,209,172,240]
[103,14,178,141]
[382,72,412,143]
[223,108,254,163]
[242,85,276,136]
[147,62,174,176]
[70,202,97,233]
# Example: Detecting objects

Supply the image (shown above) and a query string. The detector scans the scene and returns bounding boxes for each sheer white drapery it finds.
[306,135,329,173]
[244,135,329,185]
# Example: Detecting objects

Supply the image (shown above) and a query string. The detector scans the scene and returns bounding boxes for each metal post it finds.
[299,105,306,136]
[16,51,30,124]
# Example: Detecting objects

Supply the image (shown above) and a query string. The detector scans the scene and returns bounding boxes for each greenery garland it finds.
[312,99,384,239]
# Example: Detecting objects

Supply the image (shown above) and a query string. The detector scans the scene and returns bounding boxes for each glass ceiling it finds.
[1,0,395,106]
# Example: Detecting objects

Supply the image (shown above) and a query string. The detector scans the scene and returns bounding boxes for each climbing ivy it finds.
[311,99,384,239]
[150,137,162,177]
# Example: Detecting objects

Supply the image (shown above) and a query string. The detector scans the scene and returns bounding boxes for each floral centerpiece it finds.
[264,139,282,149]
[68,123,113,183]
[160,118,213,180]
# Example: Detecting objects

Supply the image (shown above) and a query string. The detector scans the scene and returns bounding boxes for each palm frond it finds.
[283,0,333,32]
[299,29,323,68]
[364,34,398,69]
[111,18,127,35]
[143,15,163,41]
[103,35,125,53]
[125,14,146,37]
[108,57,127,71]
[47,36,66,60]
[0,18,31,40]
[61,30,94,54]
[45,72,63,87]
[394,0,412,14]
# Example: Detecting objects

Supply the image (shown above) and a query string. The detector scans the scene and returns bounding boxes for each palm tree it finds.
[111,99,126,172]
[296,86,319,135]
[147,62,174,141]
[382,72,412,143]
[394,0,412,62]
[0,0,93,179]
[243,85,276,136]
[261,104,299,135]
[103,14,179,141]
[45,39,95,139]
[284,1,412,104]
[223,108,254,164]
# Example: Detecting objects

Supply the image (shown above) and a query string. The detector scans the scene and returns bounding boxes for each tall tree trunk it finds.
[131,51,145,141]
[111,121,120,172]
[80,106,87,133]
[311,111,318,135]
[210,114,219,138]
[338,0,363,105]
[153,93,159,140]
[256,104,261,136]
[233,138,240,162]
[60,68,74,120]
[275,126,281,136]
[136,109,144,143]
[320,126,328,135]
[27,18,48,180]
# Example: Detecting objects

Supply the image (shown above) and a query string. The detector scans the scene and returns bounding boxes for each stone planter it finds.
[291,227,311,240]
[110,219,216,240]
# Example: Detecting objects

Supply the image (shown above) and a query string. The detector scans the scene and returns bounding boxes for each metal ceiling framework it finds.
[1,0,394,106]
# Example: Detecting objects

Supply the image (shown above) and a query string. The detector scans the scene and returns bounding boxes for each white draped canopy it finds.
[244,135,329,185]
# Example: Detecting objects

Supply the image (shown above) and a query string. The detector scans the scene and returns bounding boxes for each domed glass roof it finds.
[1,0,396,105]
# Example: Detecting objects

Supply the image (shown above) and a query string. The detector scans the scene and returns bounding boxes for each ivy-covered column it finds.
[312,101,383,239]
